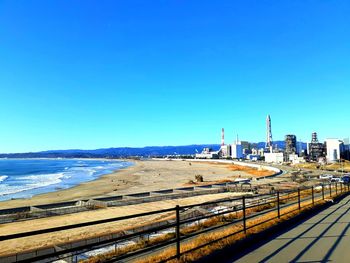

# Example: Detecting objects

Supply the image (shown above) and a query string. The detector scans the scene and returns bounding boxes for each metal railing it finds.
[0,182,349,263]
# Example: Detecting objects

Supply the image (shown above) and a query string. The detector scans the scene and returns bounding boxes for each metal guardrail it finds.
[0,182,349,263]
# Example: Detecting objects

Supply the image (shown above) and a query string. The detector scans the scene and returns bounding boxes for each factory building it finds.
[195,148,219,159]
[289,154,306,164]
[240,141,251,156]
[284,134,297,162]
[325,139,344,163]
[231,141,244,159]
[220,144,231,158]
[285,135,297,155]
[264,152,284,163]
[342,138,350,161]
[251,148,265,157]
[308,132,325,161]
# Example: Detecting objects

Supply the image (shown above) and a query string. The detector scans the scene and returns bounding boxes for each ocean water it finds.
[0,159,132,201]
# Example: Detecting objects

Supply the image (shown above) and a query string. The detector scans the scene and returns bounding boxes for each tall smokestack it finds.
[266,115,273,151]
[221,128,225,146]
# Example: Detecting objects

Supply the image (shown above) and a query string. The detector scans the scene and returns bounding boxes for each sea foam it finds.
[0,172,65,196]
[0,175,8,183]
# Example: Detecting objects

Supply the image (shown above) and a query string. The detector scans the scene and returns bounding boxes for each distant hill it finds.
[256,141,307,151]
[0,145,221,158]
[0,141,307,158]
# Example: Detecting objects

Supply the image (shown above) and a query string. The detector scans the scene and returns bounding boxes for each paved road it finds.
[233,195,350,263]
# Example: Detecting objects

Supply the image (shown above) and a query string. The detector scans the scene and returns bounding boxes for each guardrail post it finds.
[175,205,181,259]
[277,191,280,219]
[322,185,325,200]
[242,196,247,234]
[312,186,314,206]
[330,183,332,197]
[298,188,301,211]
[340,183,343,193]
[336,182,338,195]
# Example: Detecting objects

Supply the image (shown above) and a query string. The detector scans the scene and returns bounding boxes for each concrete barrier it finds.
[152,189,174,194]
[94,196,123,202]
[0,206,30,215]
[0,182,241,224]
[125,192,151,198]
[175,187,195,191]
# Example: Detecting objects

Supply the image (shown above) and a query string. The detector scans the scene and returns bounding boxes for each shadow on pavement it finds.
[196,193,350,263]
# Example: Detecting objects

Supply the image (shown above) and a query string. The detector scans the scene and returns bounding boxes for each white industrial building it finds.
[325,139,344,163]
[289,154,306,164]
[252,148,265,157]
[264,152,284,163]
[231,141,244,159]
[195,148,219,159]
[220,144,231,158]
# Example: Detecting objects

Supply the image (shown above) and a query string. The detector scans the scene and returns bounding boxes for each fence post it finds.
[336,182,338,195]
[312,186,314,206]
[298,188,301,211]
[175,205,181,259]
[348,183,349,192]
[242,196,247,234]
[277,191,280,219]
[322,184,325,200]
[330,183,332,197]
[340,183,343,193]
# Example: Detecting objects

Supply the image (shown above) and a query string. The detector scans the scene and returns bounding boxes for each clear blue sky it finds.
[0,1,349,153]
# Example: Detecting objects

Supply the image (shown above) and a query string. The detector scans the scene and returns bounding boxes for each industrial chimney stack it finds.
[266,115,273,152]
[221,128,225,146]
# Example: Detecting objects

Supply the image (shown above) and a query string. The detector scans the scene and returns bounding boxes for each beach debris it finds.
[195,174,204,182]
[187,180,195,184]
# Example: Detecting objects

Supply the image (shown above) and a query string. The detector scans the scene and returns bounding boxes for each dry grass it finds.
[183,179,233,187]
[82,186,346,263]
[227,164,275,177]
[294,161,350,172]
[82,201,275,263]
[138,199,326,263]
[294,163,320,169]
[201,162,276,178]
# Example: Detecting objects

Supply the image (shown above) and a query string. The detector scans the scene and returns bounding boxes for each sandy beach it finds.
[0,159,260,209]
[0,160,279,258]
[0,159,270,256]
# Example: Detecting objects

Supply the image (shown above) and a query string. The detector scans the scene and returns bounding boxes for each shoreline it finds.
[0,159,260,209]
[0,159,137,209]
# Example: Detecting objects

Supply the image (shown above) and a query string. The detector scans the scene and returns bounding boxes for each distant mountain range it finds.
[0,141,307,158]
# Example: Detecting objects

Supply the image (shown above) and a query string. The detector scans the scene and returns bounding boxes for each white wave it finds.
[0,172,65,196]
[0,175,8,183]
[69,167,96,176]
[0,161,131,198]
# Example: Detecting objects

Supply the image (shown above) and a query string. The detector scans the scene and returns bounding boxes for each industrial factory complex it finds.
[196,115,350,165]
